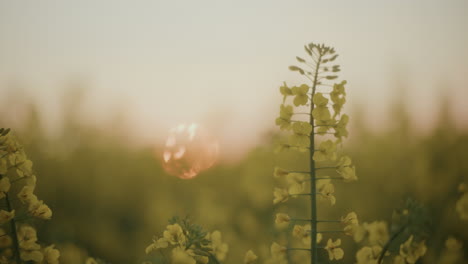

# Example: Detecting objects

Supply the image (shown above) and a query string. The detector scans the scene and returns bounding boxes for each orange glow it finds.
[161,123,218,179]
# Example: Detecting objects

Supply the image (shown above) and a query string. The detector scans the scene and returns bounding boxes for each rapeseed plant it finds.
[273,43,358,263]
[0,128,58,264]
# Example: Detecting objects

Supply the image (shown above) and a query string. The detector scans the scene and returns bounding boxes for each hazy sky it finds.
[1,0,467,158]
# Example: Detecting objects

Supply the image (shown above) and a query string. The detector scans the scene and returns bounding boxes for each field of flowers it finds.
[0,44,467,264]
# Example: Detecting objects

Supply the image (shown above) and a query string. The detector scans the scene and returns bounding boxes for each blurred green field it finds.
[1,88,467,264]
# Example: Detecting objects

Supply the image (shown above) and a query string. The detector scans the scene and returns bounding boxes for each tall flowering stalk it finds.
[273,43,358,264]
[0,128,59,264]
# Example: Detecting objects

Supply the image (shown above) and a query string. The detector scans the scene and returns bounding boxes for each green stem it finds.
[310,51,323,264]
[2,175,21,264]
[377,225,407,264]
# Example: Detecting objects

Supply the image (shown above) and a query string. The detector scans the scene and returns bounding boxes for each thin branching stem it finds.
[309,49,323,264]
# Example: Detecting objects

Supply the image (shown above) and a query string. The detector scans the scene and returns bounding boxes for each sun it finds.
[161,123,218,179]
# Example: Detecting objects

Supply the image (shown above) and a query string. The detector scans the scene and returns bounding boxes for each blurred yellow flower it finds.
[273,188,289,204]
[292,84,310,106]
[0,177,10,199]
[330,81,346,116]
[364,221,389,246]
[325,239,344,260]
[334,114,349,139]
[20,249,44,263]
[43,244,60,264]
[145,237,169,254]
[270,242,286,260]
[313,140,337,162]
[317,179,335,205]
[209,231,229,261]
[292,224,311,245]
[289,122,312,148]
[18,185,38,204]
[336,156,357,182]
[280,82,293,102]
[0,229,12,248]
[244,250,258,264]
[0,210,14,225]
[399,235,427,264]
[276,105,294,130]
[273,167,289,178]
[29,200,52,220]
[164,224,186,246]
[275,213,290,229]
[355,246,381,264]
[312,93,331,121]
[171,247,196,264]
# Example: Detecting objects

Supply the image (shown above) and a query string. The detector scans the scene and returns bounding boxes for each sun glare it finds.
[162,123,218,179]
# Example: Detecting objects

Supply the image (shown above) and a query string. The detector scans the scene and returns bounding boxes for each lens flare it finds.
[161,123,218,179]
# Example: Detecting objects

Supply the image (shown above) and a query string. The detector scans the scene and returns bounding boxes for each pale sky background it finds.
[0,0,467,159]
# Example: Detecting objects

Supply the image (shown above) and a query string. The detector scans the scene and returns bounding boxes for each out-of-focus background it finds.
[1,0,467,263]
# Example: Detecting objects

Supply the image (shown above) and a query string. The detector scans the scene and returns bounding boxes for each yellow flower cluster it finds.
[0,129,59,264]
[145,222,229,264]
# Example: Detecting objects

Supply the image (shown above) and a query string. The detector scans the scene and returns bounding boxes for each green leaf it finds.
[289,66,305,75]
[325,75,338,80]
[304,45,312,56]
[296,56,306,63]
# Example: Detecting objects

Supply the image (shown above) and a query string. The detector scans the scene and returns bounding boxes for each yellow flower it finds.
[445,236,462,250]
[18,185,38,204]
[20,249,44,263]
[289,122,312,148]
[292,84,309,106]
[280,82,293,102]
[273,167,289,178]
[164,224,186,246]
[292,224,311,245]
[334,114,349,139]
[312,93,331,121]
[288,182,306,196]
[146,237,169,254]
[0,177,10,199]
[270,242,286,260]
[273,188,289,204]
[325,239,344,260]
[0,229,12,248]
[316,119,335,135]
[276,105,294,130]
[285,173,307,185]
[399,236,427,264]
[171,247,196,264]
[341,212,358,235]
[317,179,336,205]
[29,200,52,219]
[355,246,381,264]
[336,156,357,182]
[209,231,229,261]
[244,250,258,264]
[313,140,337,162]
[18,225,40,250]
[364,221,389,246]
[0,210,14,225]
[275,213,290,229]
[330,81,346,116]
[342,212,359,225]
[456,192,468,220]
[43,244,60,264]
